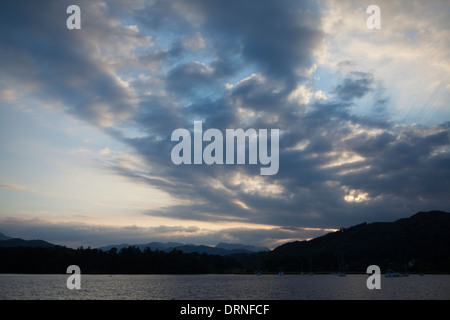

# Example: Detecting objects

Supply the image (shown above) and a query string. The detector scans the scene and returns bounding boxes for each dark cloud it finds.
[196,0,323,87]
[333,72,374,101]
[166,61,219,98]
[0,0,142,127]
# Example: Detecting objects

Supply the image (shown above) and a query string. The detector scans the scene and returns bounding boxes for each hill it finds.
[0,232,12,241]
[0,237,56,248]
[270,210,450,273]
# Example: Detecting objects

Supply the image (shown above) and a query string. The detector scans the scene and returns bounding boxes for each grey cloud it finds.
[0,0,142,127]
[194,0,323,87]
[133,0,324,90]
[112,70,450,232]
[342,126,450,198]
[333,72,374,101]
[166,61,219,98]
[127,71,449,230]
[229,76,290,113]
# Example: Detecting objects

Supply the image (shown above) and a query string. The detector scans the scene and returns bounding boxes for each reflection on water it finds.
[0,274,449,300]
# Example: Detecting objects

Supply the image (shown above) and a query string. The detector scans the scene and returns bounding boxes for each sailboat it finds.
[385,269,401,277]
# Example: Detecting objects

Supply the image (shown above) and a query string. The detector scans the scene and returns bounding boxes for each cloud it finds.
[0,0,143,127]
[102,1,450,230]
[0,183,28,192]
[0,217,332,249]
[332,72,374,101]
[319,0,450,124]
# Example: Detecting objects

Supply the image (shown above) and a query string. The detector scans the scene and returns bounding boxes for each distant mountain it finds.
[0,237,55,248]
[271,210,450,273]
[98,241,184,252]
[0,232,12,241]
[216,243,269,253]
[172,244,231,255]
[98,241,269,256]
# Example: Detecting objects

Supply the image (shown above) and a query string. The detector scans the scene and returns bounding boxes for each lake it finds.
[1,274,449,300]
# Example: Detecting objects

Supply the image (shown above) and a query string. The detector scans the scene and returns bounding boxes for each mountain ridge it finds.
[271,210,450,272]
[0,234,270,255]
[0,232,12,241]
[0,237,55,248]
[97,242,270,255]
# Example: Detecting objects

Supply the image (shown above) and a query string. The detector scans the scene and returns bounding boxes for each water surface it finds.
[1,274,449,300]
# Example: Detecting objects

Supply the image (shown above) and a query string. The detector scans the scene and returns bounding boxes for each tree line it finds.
[2,244,449,274]
[0,245,253,274]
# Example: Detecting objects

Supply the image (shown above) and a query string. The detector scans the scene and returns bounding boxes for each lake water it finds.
[1,274,449,300]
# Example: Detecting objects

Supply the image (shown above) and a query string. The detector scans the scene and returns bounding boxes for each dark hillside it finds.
[271,211,450,273]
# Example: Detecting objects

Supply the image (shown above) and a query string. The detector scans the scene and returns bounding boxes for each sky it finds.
[0,0,449,249]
